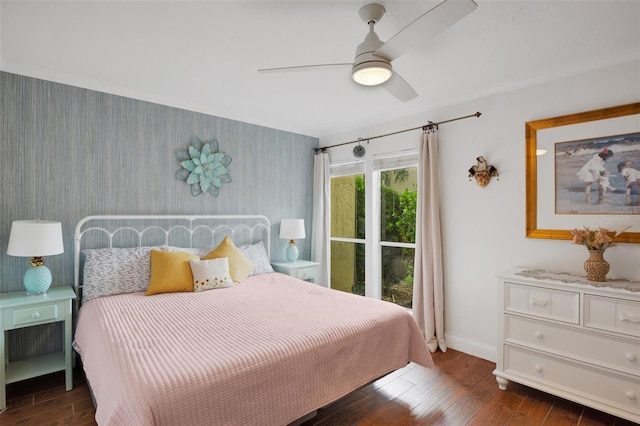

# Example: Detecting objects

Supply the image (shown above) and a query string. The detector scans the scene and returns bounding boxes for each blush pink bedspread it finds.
[74,273,432,425]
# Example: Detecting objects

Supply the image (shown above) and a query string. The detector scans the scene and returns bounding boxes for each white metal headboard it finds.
[73,215,271,308]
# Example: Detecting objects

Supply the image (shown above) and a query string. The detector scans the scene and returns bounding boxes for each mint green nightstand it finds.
[271,260,321,284]
[0,286,76,411]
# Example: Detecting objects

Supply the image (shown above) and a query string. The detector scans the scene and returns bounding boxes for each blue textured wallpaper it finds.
[0,72,318,358]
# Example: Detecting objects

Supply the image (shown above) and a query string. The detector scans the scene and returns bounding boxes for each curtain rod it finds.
[314,111,481,153]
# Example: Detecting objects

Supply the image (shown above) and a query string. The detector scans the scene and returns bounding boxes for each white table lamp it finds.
[7,220,64,295]
[279,219,305,262]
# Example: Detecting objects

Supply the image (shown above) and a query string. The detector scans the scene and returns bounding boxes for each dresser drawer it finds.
[505,315,640,376]
[504,346,640,416]
[585,295,640,338]
[294,267,317,281]
[9,303,58,327]
[505,282,579,324]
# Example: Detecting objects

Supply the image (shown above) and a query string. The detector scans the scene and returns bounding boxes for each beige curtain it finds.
[311,151,330,287]
[412,128,446,352]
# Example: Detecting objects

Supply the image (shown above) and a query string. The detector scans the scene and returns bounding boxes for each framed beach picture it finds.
[525,102,640,242]
[555,131,640,215]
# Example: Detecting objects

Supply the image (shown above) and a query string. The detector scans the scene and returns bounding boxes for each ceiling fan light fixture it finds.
[352,62,392,86]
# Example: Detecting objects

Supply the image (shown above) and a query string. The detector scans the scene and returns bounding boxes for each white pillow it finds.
[189,258,234,292]
[239,241,273,276]
[163,245,217,258]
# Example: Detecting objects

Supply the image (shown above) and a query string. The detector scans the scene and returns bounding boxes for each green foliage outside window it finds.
[353,175,366,295]
[352,170,417,307]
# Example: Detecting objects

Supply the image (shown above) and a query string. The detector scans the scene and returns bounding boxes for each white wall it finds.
[321,60,640,361]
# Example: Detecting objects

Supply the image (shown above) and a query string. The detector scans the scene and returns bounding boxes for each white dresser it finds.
[494,268,640,423]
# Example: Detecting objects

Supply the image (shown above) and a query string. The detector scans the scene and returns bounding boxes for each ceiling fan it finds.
[258,0,478,102]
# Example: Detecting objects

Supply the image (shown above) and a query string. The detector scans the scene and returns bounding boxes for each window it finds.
[379,167,417,308]
[330,153,418,308]
[330,164,365,296]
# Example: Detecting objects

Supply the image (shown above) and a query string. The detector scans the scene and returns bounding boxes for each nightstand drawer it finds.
[271,260,321,285]
[294,267,317,281]
[11,303,58,326]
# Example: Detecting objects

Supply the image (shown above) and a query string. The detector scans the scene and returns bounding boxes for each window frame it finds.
[329,151,418,305]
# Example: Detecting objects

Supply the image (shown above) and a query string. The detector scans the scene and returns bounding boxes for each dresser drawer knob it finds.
[625,391,637,400]
[534,365,543,373]
[531,298,548,307]
[534,331,544,339]
[625,353,638,361]
[31,312,40,319]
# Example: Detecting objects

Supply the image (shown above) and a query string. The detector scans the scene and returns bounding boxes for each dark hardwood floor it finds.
[1,349,636,425]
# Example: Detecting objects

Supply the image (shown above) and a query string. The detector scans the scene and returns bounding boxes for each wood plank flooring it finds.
[1,349,636,425]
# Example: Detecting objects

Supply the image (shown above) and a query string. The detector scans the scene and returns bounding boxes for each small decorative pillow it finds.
[239,241,273,275]
[202,236,255,283]
[189,258,234,292]
[146,250,199,295]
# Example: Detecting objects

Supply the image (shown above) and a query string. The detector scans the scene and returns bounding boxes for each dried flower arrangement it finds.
[570,226,630,251]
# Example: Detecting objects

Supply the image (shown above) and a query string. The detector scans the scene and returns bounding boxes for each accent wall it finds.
[0,71,318,359]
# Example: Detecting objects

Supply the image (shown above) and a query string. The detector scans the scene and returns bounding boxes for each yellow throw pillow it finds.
[202,236,255,283]
[146,250,199,295]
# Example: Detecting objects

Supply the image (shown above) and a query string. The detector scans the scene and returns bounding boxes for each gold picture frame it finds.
[525,102,640,242]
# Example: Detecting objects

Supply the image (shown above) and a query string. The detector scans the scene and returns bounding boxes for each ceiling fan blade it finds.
[258,63,352,73]
[376,0,478,61]
[382,72,417,102]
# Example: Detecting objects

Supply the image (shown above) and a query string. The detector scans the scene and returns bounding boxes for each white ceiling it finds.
[1,1,639,139]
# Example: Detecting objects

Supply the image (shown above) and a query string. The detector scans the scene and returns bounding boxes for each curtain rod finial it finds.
[423,121,438,133]
[475,112,482,118]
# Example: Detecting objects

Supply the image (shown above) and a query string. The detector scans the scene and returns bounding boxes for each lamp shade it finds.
[7,220,64,257]
[279,219,305,240]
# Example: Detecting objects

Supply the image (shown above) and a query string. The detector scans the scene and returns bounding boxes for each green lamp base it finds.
[24,265,52,295]
[285,244,299,262]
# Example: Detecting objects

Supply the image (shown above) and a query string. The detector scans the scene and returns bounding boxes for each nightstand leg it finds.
[64,304,73,391]
[0,329,6,411]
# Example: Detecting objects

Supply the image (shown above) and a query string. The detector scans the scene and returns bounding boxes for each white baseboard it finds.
[444,332,497,363]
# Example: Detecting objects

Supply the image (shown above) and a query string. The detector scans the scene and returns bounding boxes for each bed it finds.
[72,215,433,425]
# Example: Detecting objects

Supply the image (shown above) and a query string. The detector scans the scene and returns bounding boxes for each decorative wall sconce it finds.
[468,156,499,187]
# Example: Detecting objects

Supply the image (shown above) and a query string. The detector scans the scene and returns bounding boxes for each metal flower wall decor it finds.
[176,136,232,197]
